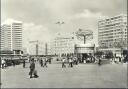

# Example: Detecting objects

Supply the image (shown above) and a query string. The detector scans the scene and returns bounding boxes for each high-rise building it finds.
[98,14,127,55]
[0,19,22,54]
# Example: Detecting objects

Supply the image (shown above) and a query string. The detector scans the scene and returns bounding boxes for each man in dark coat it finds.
[29,58,39,78]
[98,58,101,66]
[40,58,43,67]
[23,60,26,68]
[29,59,35,78]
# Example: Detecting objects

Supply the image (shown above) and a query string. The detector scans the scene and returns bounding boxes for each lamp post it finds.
[55,21,65,57]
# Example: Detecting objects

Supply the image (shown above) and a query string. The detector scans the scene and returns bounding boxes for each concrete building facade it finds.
[50,33,77,56]
[49,32,95,57]
[0,19,22,54]
[98,14,127,55]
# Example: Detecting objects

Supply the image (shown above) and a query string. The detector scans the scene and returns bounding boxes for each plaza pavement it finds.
[1,61,127,88]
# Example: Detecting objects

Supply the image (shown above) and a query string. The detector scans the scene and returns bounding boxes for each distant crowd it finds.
[0,54,128,69]
[0,54,128,78]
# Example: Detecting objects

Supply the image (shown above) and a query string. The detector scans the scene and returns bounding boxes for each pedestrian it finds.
[98,58,101,66]
[11,60,16,67]
[4,59,8,68]
[49,57,51,64]
[62,57,66,68]
[28,57,31,63]
[119,57,121,62]
[73,57,76,65]
[43,57,48,67]
[29,59,35,78]
[71,58,73,67]
[68,57,71,67]
[23,59,26,68]
[29,59,39,78]
[1,59,5,69]
[76,57,78,65]
[69,57,73,67]
[93,56,96,63]
[0,58,1,68]
[40,58,43,67]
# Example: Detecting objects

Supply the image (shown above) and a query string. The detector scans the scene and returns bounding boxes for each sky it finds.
[1,0,127,47]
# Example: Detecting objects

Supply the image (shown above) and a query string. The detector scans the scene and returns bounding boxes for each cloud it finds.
[68,9,105,46]
[1,0,127,47]
[2,0,127,24]
[23,23,52,47]
[73,9,102,19]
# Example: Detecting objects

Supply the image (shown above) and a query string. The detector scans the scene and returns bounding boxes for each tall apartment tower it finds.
[98,14,127,55]
[0,19,22,53]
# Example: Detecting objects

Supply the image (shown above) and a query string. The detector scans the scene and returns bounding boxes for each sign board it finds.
[77,48,94,53]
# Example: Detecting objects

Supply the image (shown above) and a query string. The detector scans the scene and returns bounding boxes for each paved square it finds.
[1,61,127,88]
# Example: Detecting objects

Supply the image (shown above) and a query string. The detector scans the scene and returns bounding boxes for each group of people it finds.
[39,57,48,67]
[1,54,127,79]
[62,56,78,68]
[1,59,6,69]
[1,59,17,69]
[28,57,52,78]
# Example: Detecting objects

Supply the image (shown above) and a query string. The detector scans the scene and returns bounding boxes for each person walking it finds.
[119,57,121,62]
[75,57,78,65]
[69,57,73,67]
[73,57,76,65]
[49,57,52,64]
[68,57,71,67]
[62,57,66,68]
[43,57,48,67]
[23,59,26,68]
[40,58,43,67]
[29,59,39,78]
[98,58,101,66]
[71,58,73,67]
[1,59,5,69]
[12,60,15,67]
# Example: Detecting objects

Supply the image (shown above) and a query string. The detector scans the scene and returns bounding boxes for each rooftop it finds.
[2,19,22,25]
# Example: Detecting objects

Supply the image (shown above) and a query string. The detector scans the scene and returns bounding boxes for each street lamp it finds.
[55,21,65,57]
[56,21,65,25]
